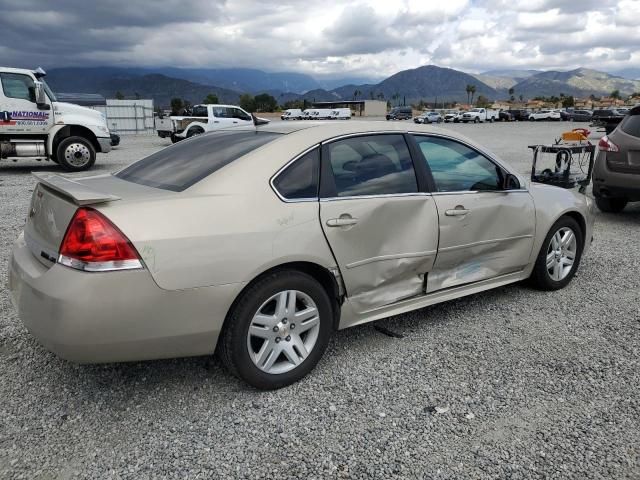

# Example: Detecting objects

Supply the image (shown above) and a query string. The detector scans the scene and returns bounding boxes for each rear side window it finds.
[116,131,281,191]
[325,134,418,197]
[272,148,320,200]
[191,106,208,117]
[621,113,640,138]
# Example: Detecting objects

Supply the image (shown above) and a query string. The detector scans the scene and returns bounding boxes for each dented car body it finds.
[9,122,594,385]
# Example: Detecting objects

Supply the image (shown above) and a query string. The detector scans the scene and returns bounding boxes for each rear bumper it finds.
[8,233,243,363]
[593,152,640,201]
[97,136,112,154]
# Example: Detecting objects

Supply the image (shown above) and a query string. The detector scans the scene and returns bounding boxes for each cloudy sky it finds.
[0,0,638,78]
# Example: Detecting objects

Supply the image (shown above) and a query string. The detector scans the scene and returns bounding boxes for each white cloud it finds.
[0,0,636,78]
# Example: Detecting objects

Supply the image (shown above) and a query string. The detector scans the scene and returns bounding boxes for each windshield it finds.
[116,130,282,191]
[42,79,57,102]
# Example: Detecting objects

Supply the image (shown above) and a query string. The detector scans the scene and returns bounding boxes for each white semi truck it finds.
[0,67,111,171]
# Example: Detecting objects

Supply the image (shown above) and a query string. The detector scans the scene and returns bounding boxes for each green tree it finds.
[239,94,256,112]
[476,95,491,108]
[282,99,304,110]
[254,93,278,112]
[203,93,219,104]
[562,95,575,108]
[353,89,362,100]
[610,89,621,100]
[170,97,184,115]
[519,94,524,102]
[115,91,125,100]
[508,87,515,102]
[377,92,385,100]
[469,85,477,105]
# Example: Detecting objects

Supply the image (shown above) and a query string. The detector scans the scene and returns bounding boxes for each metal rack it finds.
[528,144,595,193]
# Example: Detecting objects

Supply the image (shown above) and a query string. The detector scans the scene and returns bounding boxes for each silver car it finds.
[9,122,594,389]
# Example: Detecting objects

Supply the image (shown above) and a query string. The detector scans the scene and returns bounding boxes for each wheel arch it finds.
[562,210,587,245]
[223,261,343,334]
[50,125,101,156]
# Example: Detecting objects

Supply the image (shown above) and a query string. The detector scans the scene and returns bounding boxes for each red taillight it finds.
[598,135,619,152]
[58,208,142,271]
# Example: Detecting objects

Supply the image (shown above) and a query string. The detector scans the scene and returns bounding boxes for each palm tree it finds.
[465,84,472,105]
[469,85,477,105]
[353,89,362,100]
[508,87,515,102]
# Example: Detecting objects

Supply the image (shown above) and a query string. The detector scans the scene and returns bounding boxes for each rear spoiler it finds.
[32,172,120,205]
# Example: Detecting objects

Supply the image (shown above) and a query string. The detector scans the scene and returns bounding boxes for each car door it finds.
[411,135,535,292]
[210,106,234,130]
[229,107,253,127]
[319,133,439,313]
[0,72,53,135]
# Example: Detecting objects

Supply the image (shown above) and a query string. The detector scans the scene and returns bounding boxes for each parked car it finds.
[9,122,594,389]
[499,110,514,122]
[529,110,561,121]
[508,109,531,121]
[591,109,626,134]
[414,111,442,124]
[443,111,461,123]
[571,110,593,122]
[592,105,640,212]
[281,109,303,120]
[386,106,412,120]
[329,108,352,120]
[560,109,573,121]
[461,108,499,123]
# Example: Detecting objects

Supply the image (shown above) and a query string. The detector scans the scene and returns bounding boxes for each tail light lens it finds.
[598,135,619,152]
[58,207,143,272]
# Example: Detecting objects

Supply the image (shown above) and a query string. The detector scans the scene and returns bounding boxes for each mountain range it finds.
[44,65,640,108]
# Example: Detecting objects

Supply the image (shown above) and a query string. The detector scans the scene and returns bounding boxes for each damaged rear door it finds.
[319,133,439,313]
[411,135,535,292]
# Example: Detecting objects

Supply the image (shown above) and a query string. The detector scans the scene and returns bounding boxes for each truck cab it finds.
[0,67,111,171]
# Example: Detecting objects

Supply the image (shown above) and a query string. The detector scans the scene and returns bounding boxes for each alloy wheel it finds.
[546,227,577,281]
[247,290,321,375]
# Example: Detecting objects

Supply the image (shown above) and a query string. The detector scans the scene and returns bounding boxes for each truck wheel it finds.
[56,136,96,172]
[474,117,479,123]
[170,134,181,144]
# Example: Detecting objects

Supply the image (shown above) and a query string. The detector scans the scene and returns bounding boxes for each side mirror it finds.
[34,82,50,110]
[503,173,520,190]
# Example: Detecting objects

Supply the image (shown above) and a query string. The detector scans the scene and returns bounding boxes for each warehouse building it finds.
[312,100,387,117]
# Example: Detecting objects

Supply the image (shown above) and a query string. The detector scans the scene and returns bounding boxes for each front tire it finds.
[218,270,333,389]
[529,216,583,291]
[595,197,628,213]
[56,136,96,172]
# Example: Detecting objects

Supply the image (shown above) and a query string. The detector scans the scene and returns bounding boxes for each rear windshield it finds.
[621,111,640,138]
[116,130,282,191]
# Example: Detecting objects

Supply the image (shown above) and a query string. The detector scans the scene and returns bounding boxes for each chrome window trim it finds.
[430,189,529,196]
[269,144,321,203]
[320,192,432,202]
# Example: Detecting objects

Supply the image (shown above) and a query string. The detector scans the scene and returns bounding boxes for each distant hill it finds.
[43,64,640,110]
[513,68,640,98]
[46,70,242,106]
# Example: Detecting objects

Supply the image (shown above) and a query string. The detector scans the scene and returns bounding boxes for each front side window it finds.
[0,73,35,101]
[116,131,281,191]
[272,148,320,200]
[325,134,418,197]
[413,136,504,192]
[231,108,251,121]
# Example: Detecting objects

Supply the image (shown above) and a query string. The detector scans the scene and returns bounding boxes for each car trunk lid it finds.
[607,109,640,174]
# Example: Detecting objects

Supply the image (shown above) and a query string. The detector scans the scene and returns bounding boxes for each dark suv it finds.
[386,106,412,120]
[593,106,640,212]
[592,109,626,134]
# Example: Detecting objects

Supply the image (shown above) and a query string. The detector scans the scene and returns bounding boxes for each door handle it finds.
[233,121,238,123]
[326,216,359,227]
[445,206,470,216]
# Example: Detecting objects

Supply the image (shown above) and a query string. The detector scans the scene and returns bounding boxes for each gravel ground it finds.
[1,122,639,479]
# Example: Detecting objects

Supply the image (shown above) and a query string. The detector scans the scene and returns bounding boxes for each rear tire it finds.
[56,136,96,172]
[595,197,628,213]
[529,216,583,291]
[218,270,333,390]
[170,134,181,144]
[187,127,204,138]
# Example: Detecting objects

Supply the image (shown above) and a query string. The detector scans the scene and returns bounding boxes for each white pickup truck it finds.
[156,104,267,143]
[0,66,111,171]
[461,108,499,123]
